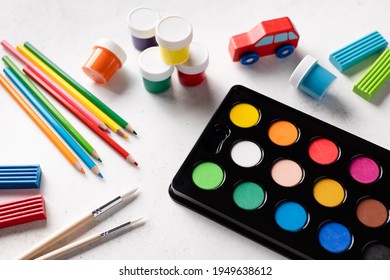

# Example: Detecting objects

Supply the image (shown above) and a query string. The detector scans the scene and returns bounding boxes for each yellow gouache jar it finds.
[155,16,193,65]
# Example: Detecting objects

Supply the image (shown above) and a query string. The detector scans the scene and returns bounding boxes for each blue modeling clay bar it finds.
[329,31,388,72]
[0,165,42,189]
[290,55,336,100]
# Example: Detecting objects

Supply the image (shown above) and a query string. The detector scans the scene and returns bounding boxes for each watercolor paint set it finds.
[169,85,390,259]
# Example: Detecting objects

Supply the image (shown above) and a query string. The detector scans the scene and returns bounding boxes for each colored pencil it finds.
[1,40,110,134]
[0,74,84,174]
[4,66,102,178]
[2,56,101,162]
[18,188,139,259]
[24,41,136,135]
[36,217,145,259]
[25,67,138,166]
[16,45,129,138]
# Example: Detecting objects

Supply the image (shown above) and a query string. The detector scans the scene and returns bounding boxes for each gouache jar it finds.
[138,47,174,94]
[176,42,209,87]
[289,55,336,100]
[155,16,193,65]
[82,38,127,85]
[127,7,160,51]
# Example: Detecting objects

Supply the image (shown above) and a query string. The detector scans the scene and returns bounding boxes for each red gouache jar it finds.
[176,42,209,87]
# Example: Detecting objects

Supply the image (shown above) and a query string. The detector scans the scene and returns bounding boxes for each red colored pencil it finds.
[24,68,138,166]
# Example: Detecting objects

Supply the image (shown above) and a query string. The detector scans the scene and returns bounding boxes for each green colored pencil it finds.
[24,42,136,135]
[2,56,101,162]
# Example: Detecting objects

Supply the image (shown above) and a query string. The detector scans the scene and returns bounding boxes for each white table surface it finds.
[0,0,389,260]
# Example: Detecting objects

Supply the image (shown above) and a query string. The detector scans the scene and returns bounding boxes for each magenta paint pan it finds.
[169,85,390,259]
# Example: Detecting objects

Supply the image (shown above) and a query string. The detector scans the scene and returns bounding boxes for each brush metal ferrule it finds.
[92,196,122,217]
[100,221,132,237]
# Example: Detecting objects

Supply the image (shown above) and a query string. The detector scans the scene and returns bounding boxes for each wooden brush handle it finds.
[17,213,94,260]
[36,233,101,260]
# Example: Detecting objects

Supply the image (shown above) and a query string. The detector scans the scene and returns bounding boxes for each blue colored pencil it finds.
[4,67,103,178]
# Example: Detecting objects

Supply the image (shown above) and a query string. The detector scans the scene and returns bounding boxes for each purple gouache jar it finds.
[127,7,160,51]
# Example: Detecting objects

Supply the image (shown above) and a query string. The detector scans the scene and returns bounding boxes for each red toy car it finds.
[228,17,300,65]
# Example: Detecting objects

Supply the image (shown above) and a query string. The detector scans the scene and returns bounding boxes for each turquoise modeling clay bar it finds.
[0,165,42,189]
[329,31,388,72]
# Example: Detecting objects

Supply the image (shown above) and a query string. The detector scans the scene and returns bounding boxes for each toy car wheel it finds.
[275,44,295,58]
[240,53,260,65]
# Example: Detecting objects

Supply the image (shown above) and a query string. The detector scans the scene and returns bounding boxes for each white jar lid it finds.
[94,38,127,66]
[176,42,209,74]
[138,47,174,81]
[127,7,160,39]
[155,16,193,50]
[289,55,317,88]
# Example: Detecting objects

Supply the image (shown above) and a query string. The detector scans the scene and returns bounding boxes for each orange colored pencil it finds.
[0,73,85,174]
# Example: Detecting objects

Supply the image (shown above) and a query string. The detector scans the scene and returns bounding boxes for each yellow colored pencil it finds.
[0,73,85,174]
[16,45,129,139]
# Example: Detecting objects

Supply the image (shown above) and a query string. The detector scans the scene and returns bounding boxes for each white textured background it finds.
[0,0,389,260]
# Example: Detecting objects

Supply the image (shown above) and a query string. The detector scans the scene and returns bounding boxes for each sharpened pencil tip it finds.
[105,128,111,133]
[98,158,102,163]
[91,151,101,161]
[117,128,129,139]
[74,162,85,174]
[98,173,103,178]
[133,130,137,135]
[134,162,138,166]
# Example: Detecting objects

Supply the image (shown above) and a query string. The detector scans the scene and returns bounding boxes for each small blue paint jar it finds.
[127,7,160,51]
[290,55,336,100]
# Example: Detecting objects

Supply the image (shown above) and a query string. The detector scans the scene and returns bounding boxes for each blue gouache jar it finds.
[290,55,337,100]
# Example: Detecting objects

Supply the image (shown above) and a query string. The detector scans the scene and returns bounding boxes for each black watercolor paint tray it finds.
[169,85,390,259]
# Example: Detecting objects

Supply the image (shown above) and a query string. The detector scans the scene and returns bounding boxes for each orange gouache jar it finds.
[82,38,127,85]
